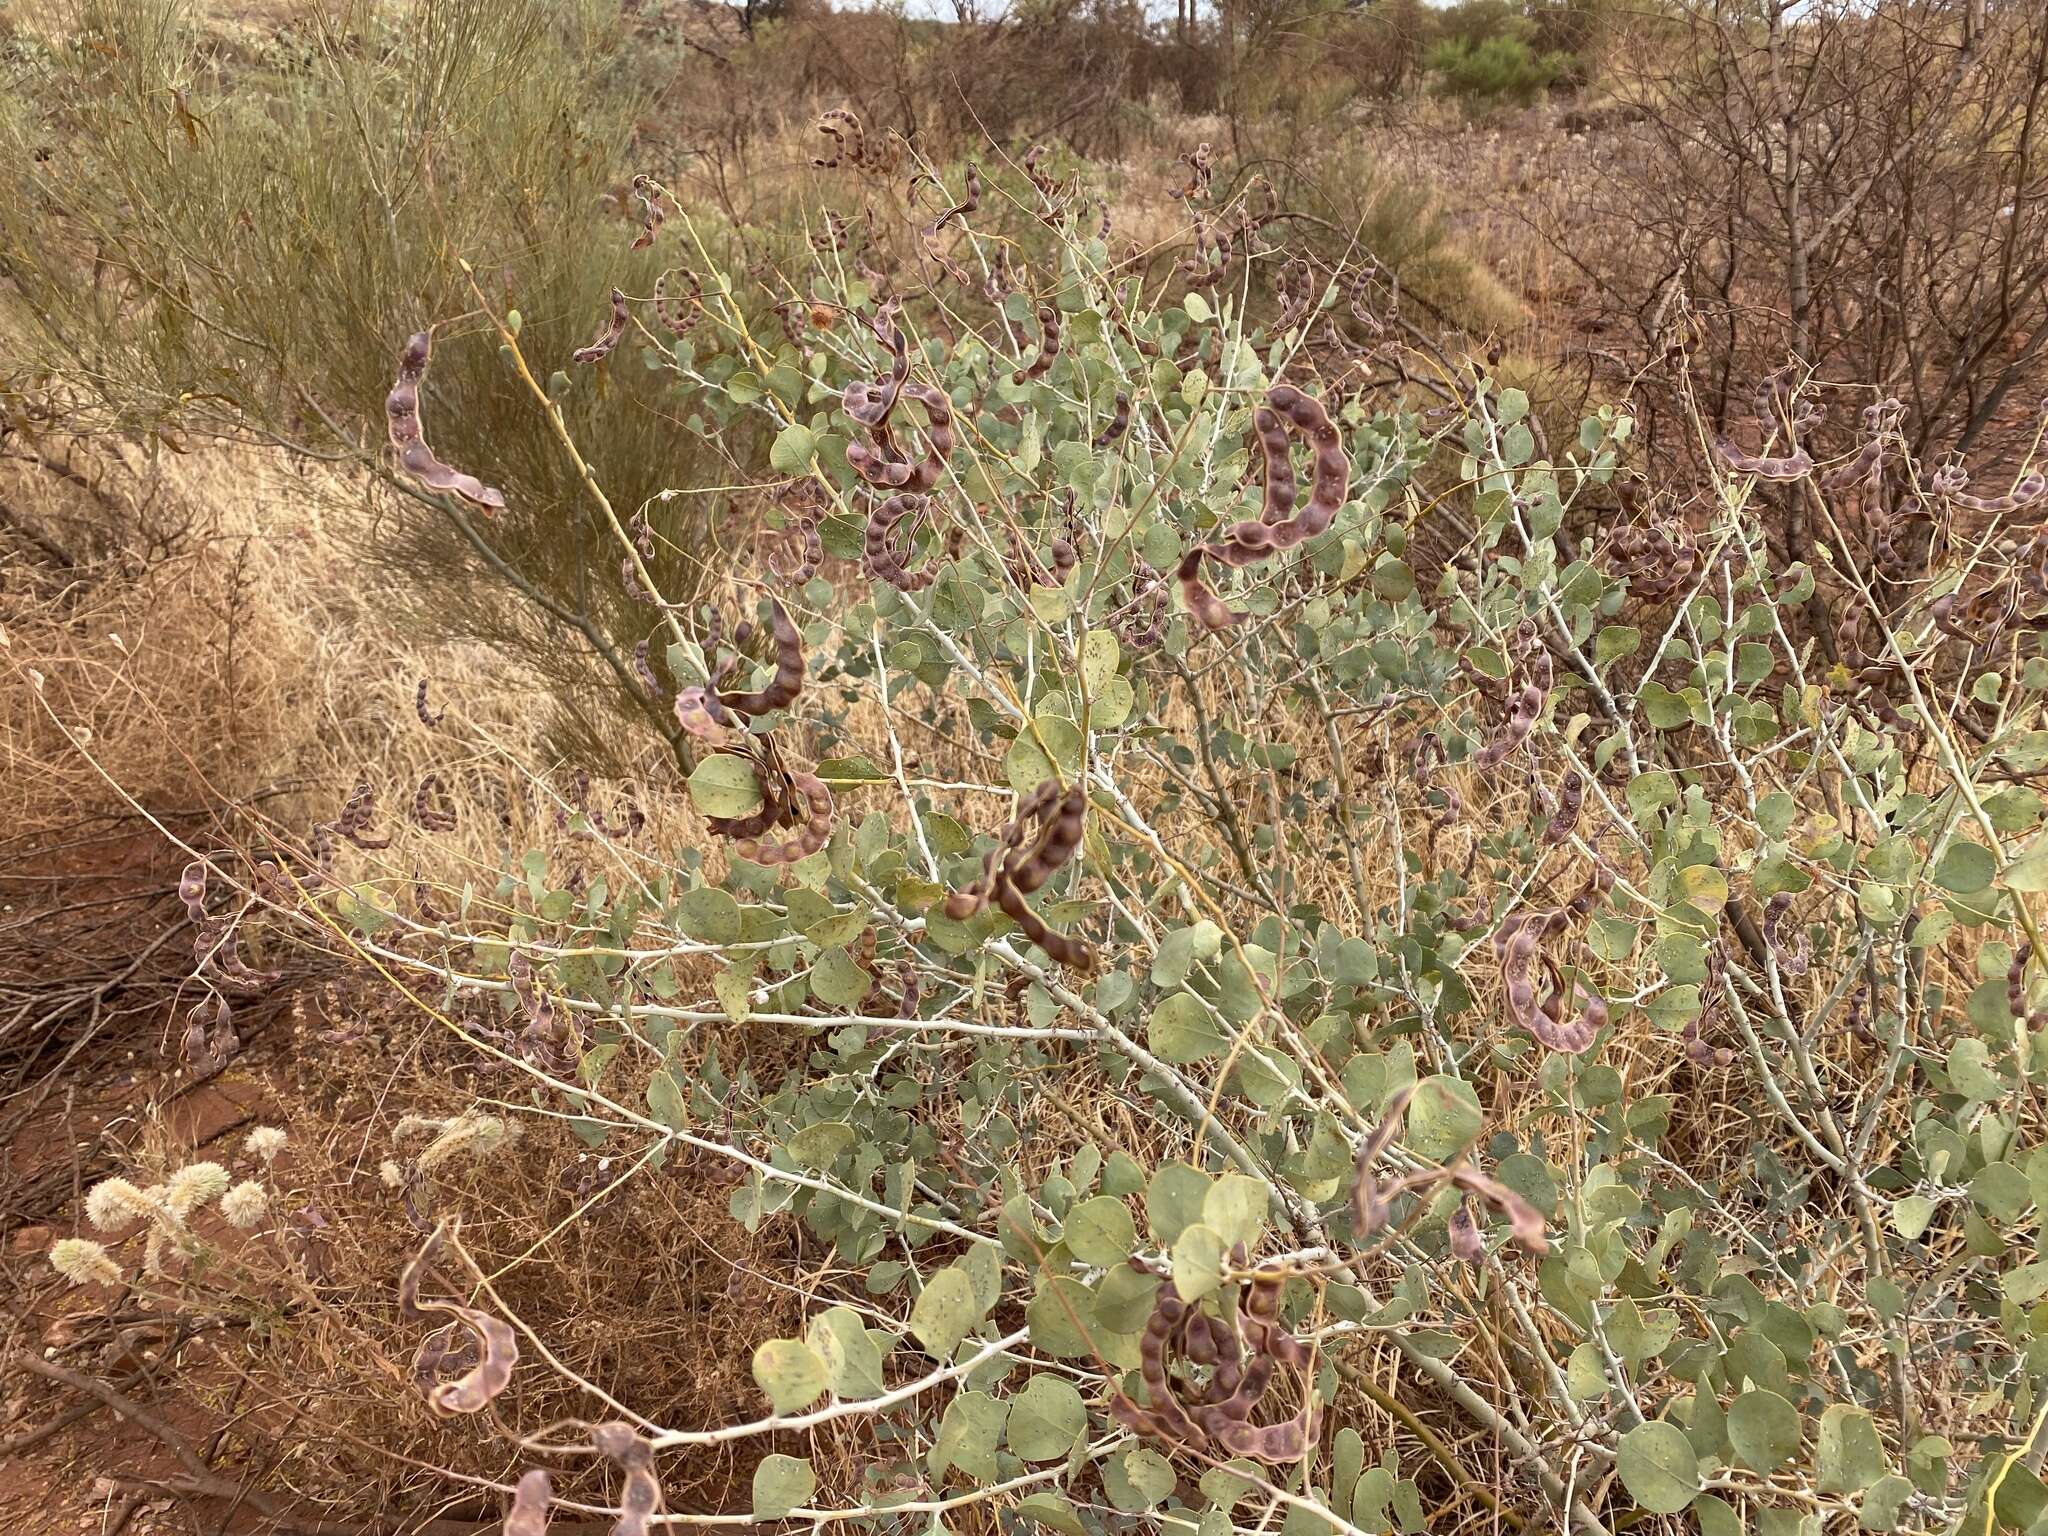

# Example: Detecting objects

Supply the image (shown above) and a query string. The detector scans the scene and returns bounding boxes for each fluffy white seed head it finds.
[164,1162,232,1215]
[244,1127,288,1162]
[84,1177,155,1232]
[221,1180,271,1229]
[51,1237,122,1287]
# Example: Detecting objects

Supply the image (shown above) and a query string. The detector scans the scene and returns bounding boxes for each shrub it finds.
[129,140,2048,1536]
[1424,32,1568,109]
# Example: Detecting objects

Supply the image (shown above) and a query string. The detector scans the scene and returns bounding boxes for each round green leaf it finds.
[1616,1421,1701,1515]
[1406,1074,1484,1162]
[1148,991,1228,1063]
[688,753,765,820]
[751,1338,829,1414]
[1727,1388,1802,1471]
[751,1455,815,1520]
[910,1266,981,1358]
[675,887,742,945]
[1007,1374,1086,1462]
[1934,840,1995,895]
[1064,1196,1137,1267]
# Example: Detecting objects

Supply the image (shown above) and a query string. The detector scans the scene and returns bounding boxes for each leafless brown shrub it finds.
[1546,0,2048,481]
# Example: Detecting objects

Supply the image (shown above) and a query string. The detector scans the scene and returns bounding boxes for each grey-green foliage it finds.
[288,120,2048,1536]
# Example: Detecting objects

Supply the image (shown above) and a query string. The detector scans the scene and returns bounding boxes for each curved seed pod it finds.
[943,781,1059,920]
[178,861,208,924]
[672,686,730,746]
[1935,465,2048,516]
[337,780,393,850]
[716,598,804,718]
[732,768,835,865]
[1541,771,1583,846]
[415,678,445,728]
[632,638,667,702]
[629,174,665,250]
[1715,436,1813,482]
[1682,1017,1734,1069]
[1447,1196,1484,1262]
[1093,392,1130,449]
[1762,891,1810,977]
[387,332,507,512]
[412,773,458,833]
[1177,548,1239,631]
[397,1222,519,1417]
[1471,626,1552,772]
[1823,398,1903,490]
[850,380,956,495]
[811,109,866,169]
[183,997,237,1073]
[592,1424,664,1536]
[652,268,701,338]
[1175,142,1214,201]
[865,494,947,592]
[505,1469,551,1536]
[929,163,981,233]
[1449,1168,1547,1254]
[1013,304,1062,386]
[1252,405,1296,524]
[571,289,629,365]
[767,515,823,585]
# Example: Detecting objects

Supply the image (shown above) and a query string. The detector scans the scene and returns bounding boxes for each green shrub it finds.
[208,151,2037,1533]
[1424,32,1569,109]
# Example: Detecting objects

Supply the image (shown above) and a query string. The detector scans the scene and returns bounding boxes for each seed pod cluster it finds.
[1108,1246,1319,1462]
[1490,860,1614,1053]
[1605,502,1699,603]
[1178,384,1351,632]
[386,331,507,512]
[1716,368,1820,482]
[182,997,239,1075]
[508,950,577,1073]
[943,780,1094,970]
[810,109,900,173]
[679,604,838,867]
[1350,1085,1549,1257]
[397,1221,519,1417]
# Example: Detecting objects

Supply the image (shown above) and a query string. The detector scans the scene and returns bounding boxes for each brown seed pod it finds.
[336,779,393,851]
[946,782,1093,970]
[178,861,208,924]
[652,268,701,338]
[1932,462,2048,516]
[1093,392,1130,449]
[415,678,445,728]
[505,1469,551,1536]
[1716,436,1814,482]
[591,1425,665,1536]
[864,493,946,592]
[629,174,665,251]
[1469,622,1552,773]
[397,1222,519,1417]
[1541,771,1583,846]
[386,331,507,512]
[730,767,834,866]
[1350,1087,1548,1255]
[1175,142,1214,201]
[1606,517,1699,604]
[571,288,629,365]
[412,773,458,833]
[715,598,804,719]
[1013,303,1062,386]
